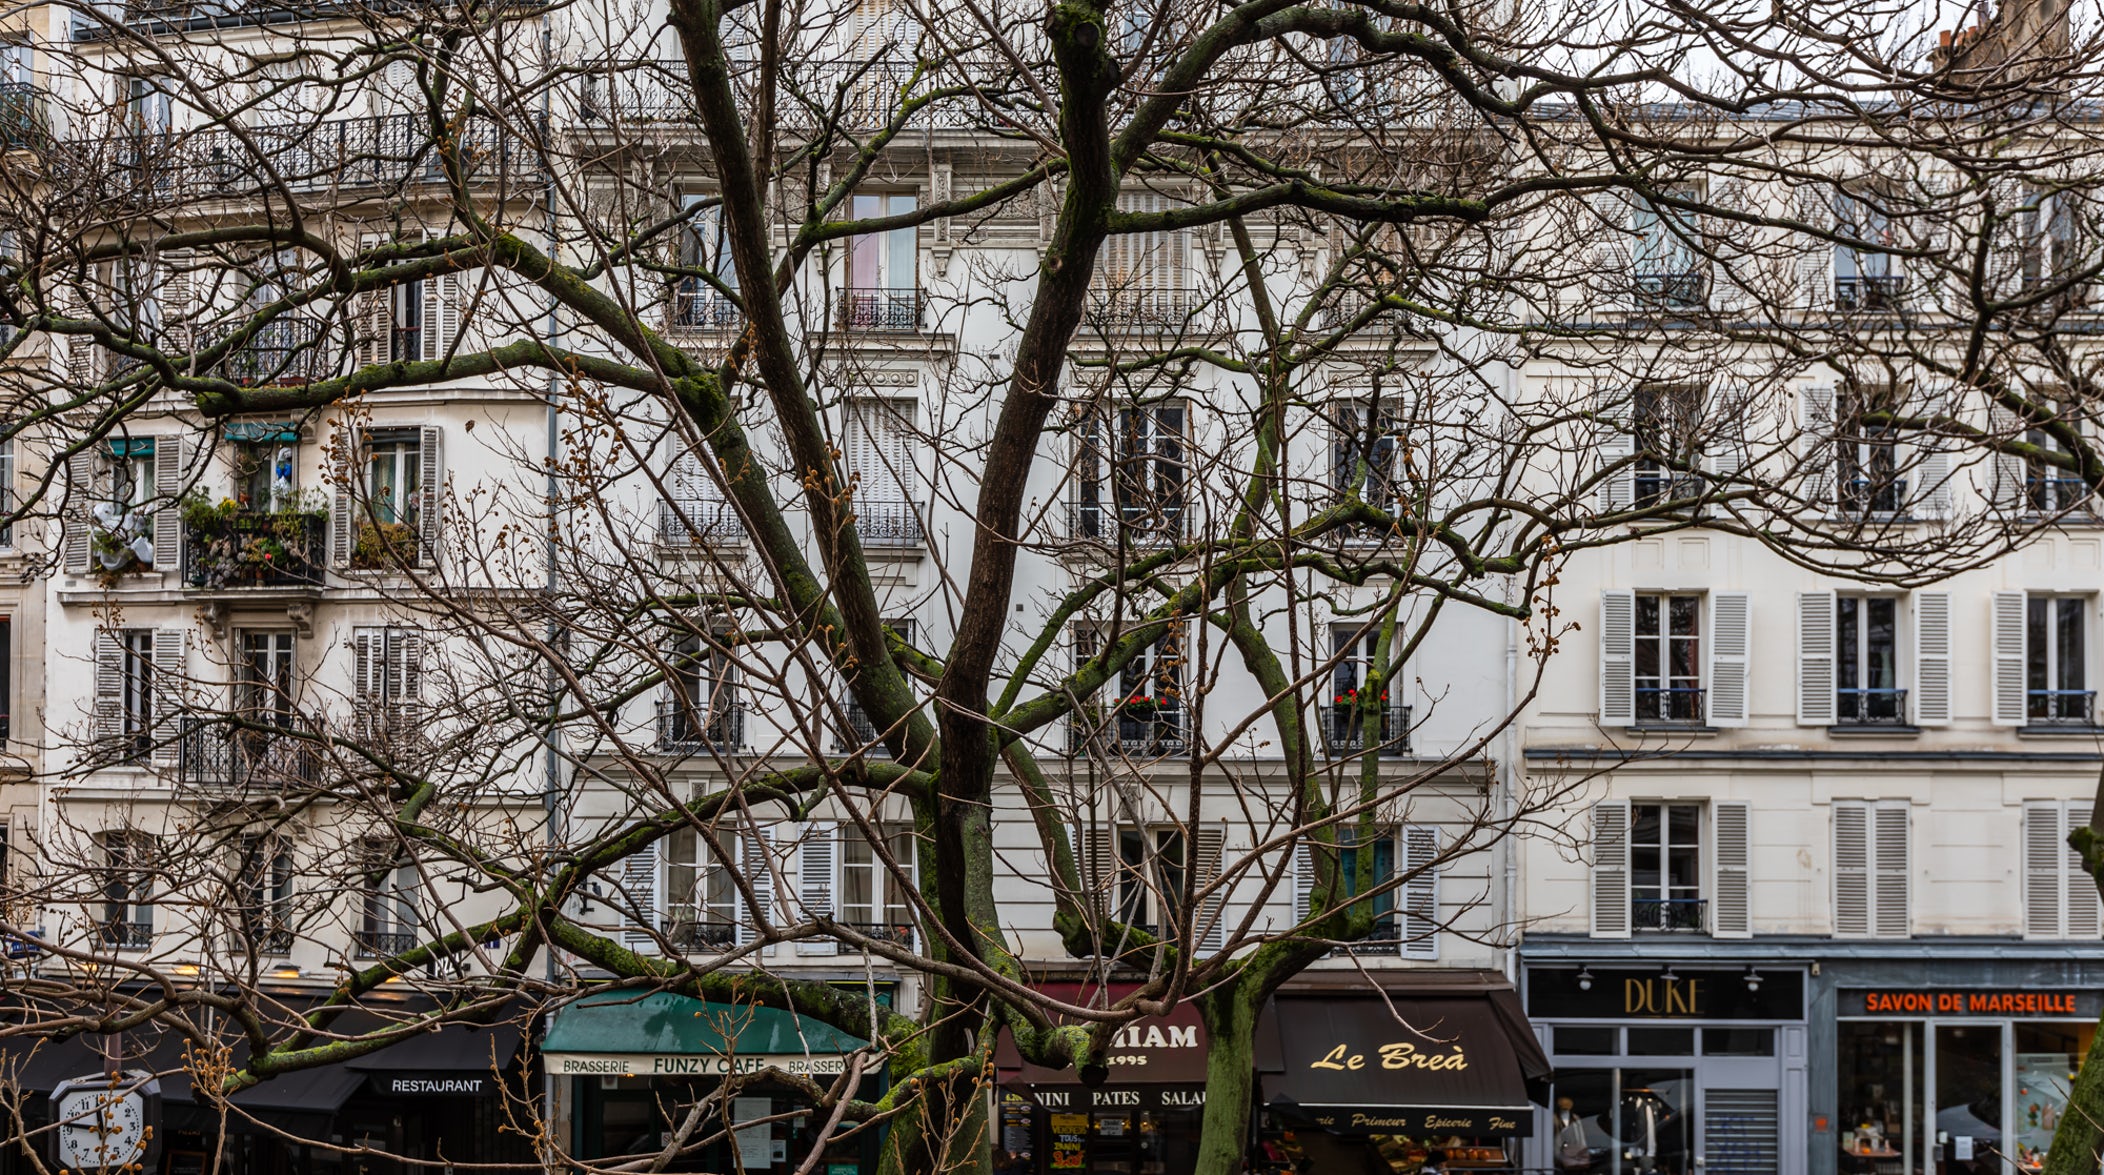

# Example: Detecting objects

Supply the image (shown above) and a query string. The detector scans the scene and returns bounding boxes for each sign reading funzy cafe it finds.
[547,1053,850,1078]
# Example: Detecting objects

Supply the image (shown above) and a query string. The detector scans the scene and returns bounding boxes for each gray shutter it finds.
[1590,800,1631,938]
[1991,591,2028,726]
[2068,804,2100,939]
[416,425,442,563]
[1796,591,1836,726]
[93,629,125,743]
[351,628,378,703]
[2026,802,2065,939]
[1802,386,1834,511]
[1079,821,1110,927]
[795,821,838,956]
[1599,591,1635,724]
[148,628,185,766]
[1292,841,1316,923]
[151,435,183,572]
[64,451,96,571]
[158,249,196,356]
[1194,821,1227,954]
[1708,591,1751,726]
[1913,592,1952,725]
[1400,825,1439,959]
[1872,803,1910,938]
[618,843,662,955]
[1712,801,1752,939]
[1833,802,1870,937]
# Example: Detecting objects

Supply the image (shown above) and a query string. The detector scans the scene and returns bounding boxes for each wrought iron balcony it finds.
[854,499,925,547]
[837,288,926,332]
[666,919,738,950]
[177,718,323,790]
[1085,287,1205,332]
[656,699,743,752]
[1835,275,1906,311]
[182,509,326,589]
[1836,687,1908,726]
[1334,918,1404,956]
[1840,477,1908,517]
[841,920,918,948]
[231,922,294,955]
[100,919,153,949]
[658,500,746,545]
[1632,270,1707,309]
[579,57,994,131]
[353,928,417,958]
[2029,690,2098,726]
[1633,897,1708,932]
[1634,686,1706,726]
[1068,501,1186,546]
[1319,703,1410,757]
[836,703,896,757]
[100,113,544,201]
[671,279,742,331]
[2026,476,2094,514]
[1070,704,1188,757]
[200,316,335,386]
[1633,470,1706,507]
[0,83,48,152]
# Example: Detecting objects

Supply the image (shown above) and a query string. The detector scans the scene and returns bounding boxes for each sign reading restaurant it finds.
[547,1053,851,1077]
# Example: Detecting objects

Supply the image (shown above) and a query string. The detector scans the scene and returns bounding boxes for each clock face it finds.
[55,1086,148,1170]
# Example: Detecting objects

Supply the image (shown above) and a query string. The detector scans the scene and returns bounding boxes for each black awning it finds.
[1262,989,1551,1138]
[346,1021,523,1097]
[2,1029,364,1118]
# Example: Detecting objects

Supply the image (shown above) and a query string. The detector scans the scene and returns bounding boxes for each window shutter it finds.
[417,425,443,562]
[1192,821,1228,954]
[1989,406,2026,512]
[1292,841,1317,924]
[616,843,662,955]
[420,271,464,362]
[1872,803,1910,938]
[1991,592,2028,726]
[1704,386,1750,481]
[736,827,775,948]
[1712,801,1752,939]
[1833,802,1870,937]
[2027,802,2066,939]
[0,436,16,548]
[1597,434,1634,515]
[2068,804,2100,939]
[148,628,185,766]
[1707,591,1751,726]
[1910,384,1953,518]
[354,234,390,368]
[1400,825,1439,959]
[394,628,425,721]
[1590,800,1631,938]
[158,250,196,356]
[1079,821,1110,926]
[1913,592,1952,725]
[64,451,97,571]
[151,435,184,571]
[1801,386,1834,511]
[1599,591,1635,724]
[796,821,838,955]
[93,629,125,743]
[1796,591,1836,725]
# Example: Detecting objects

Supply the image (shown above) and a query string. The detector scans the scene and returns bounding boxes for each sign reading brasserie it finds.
[1839,988,2097,1018]
[547,1052,849,1077]
[1525,967,1806,1021]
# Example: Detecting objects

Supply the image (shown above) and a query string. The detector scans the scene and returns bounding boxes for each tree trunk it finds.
[1195,983,1263,1175]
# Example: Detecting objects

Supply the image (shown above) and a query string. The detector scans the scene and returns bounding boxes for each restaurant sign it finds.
[1526,967,1805,1021]
[546,1052,850,1077]
[376,1074,492,1096]
[1285,1104,1526,1138]
[1839,988,2100,1018]
[1031,1085,1206,1112]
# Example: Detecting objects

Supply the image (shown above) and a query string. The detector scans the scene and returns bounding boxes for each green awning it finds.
[540,992,867,1079]
[223,422,302,443]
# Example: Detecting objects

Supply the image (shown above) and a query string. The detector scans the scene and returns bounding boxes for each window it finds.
[342,427,439,569]
[125,74,172,136]
[1114,826,1188,935]
[845,399,921,544]
[233,439,297,511]
[1075,404,1187,543]
[98,831,154,949]
[2027,596,2091,724]
[1631,803,1703,931]
[2025,802,2100,940]
[2023,400,2093,515]
[1074,622,1186,755]
[662,633,740,750]
[1634,593,1703,724]
[351,626,422,741]
[0,39,29,87]
[842,193,919,329]
[1630,384,1703,507]
[0,615,10,743]
[1331,401,1401,511]
[109,438,156,515]
[1632,188,1704,306]
[840,620,916,754]
[2019,186,2080,293]
[234,835,293,954]
[675,195,740,329]
[1836,595,1903,724]
[354,840,417,957]
[1835,384,1904,515]
[665,824,744,949]
[1091,193,1194,329]
[1325,624,1405,755]
[1833,800,1909,938]
[239,631,296,723]
[839,825,917,946]
[1834,190,1900,309]
[364,432,421,528]
[118,628,154,760]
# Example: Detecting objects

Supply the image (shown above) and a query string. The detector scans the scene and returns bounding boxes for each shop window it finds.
[1556,1026,1617,1056]
[1833,801,1909,938]
[1548,1069,1694,1175]
[1627,1026,1696,1056]
[1838,1021,1923,1175]
[1702,1028,1776,1057]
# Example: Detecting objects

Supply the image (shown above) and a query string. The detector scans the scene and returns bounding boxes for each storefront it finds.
[1523,964,1810,1175]
[1255,973,1551,1175]
[995,983,1210,1175]
[542,991,876,1174]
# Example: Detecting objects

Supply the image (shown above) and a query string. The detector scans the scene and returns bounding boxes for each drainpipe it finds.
[535,9,565,1166]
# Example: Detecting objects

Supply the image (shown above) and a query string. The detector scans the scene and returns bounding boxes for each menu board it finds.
[734,1096,774,1168]
[1050,1113,1088,1170]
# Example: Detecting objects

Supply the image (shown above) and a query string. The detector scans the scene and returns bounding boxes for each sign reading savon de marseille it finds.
[546,1052,851,1077]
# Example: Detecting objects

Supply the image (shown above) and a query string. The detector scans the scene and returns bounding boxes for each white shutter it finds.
[1590,800,1631,938]
[1911,384,1953,518]
[1596,433,1634,516]
[1599,591,1635,724]
[1080,821,1110,927]
[1707,591,1751,726]
[1711,801,1752,939]
[1195,821,1227,954]
[1990,405,2026,513]
[1796,591,1837,725]
[2027,802,2066,939]
[1991,592,2028,726]
[1872,803,1910,938]
[1291,841,1316,923]
[148,628,185,766]
[416,425,442,563]
[1400,825,1439,959]
[1833,802,1871,937]
[354,234,390,368]
[1913,592,1952,725]
[420,271,464,362]
[64,451,97,571]
[735,827,775,948]
[1802,386,1834,511]
[2068,804,2100,939]
[796,821,839,956]
[618,843,662,954]
[1704,385,1749,481]
[150,435,183,571]
[93,629,125,743]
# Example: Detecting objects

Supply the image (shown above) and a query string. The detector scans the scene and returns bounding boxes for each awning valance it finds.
[1261,988,1551,1138]
[540,993,867,1079]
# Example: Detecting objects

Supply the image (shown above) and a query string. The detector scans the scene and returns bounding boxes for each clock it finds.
[50,1071,160,1173]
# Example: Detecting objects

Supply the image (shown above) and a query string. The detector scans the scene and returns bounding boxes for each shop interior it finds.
[1837,1019,2093,1175]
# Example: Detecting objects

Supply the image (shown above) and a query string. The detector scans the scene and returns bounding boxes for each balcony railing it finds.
[177,718,323,790]
[836,703,895,757]
[656,699,743,752]
[658,500,746,545]
[579,58,997,131]
[1634,686,1706,726]
[1632,271,1707,309]
[182,509,327,589]
[1633,897,1708,932]
[100,919,153,949]
[1319,704,1410,757]
[1070,705,1188,757]
[1835,275,1906,311]
[840,920,918,948]
[1837,687,1908,726]
[2027,476,2094,514]
[97,113,544,201]
[837,288,925,332]
[666,919,738,950]
[1085,287,1206,333]
[199,316,335,386]
[854,499,925,547]
[671,279,742,331]
[1633,470,1706,508]
[0,83,48,151]
[353,928,417,958]
[1840,477,1908,517]
[2029,690,2098,726]
[231,922,295,955]
[1069,501,1187,546]
[1334,918,1404,956]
